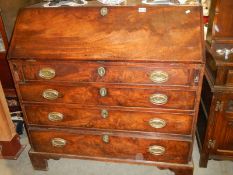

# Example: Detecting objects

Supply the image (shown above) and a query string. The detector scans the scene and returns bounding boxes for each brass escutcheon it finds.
[150,94,168,105]
[101,109,109,119]
[48,112,64,122]
[148,145,165,156]
[100,7,108,16]
[99,87,107,97]
[51,138,67,148]
[102,134,109,143]
[98,67,106,77]
[150,71,168,83]
[39,68,56,80]
[149,118,167,129]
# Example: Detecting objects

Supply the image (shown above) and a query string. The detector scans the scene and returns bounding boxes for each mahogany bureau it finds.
[8,1,204,174]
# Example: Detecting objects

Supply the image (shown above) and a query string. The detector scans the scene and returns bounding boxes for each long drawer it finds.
[19,84,196,110]
[25,104,193,135]
[18,61,200,86]
[29,129,191,164]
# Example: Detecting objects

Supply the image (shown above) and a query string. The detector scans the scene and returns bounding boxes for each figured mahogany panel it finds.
[215,113,233,154]
[211,94,233,156]
[29,129,191,164]
[19,61,199,86]
[25,104,193,135]
[19,83,196,110]
[9,5,203,62]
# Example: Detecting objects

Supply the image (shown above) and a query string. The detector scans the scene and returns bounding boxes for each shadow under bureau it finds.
[8,1,205,175]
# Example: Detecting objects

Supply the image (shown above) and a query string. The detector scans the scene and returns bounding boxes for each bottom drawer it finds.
[29,129,191,164]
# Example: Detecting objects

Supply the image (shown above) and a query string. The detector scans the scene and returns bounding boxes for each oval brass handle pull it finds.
[99,87,107,97]
[148,145,165,156]
[39,68,56,80]
[150,94,168,105]
[100,7,108,16]
[102,134,109,143]
[48,112,64,122]
[101,109,108,119]
[42,89,59,100]
[51,138,67,148]
[98,67,106,77]
[150,71,168,83]
[149,118,167,129]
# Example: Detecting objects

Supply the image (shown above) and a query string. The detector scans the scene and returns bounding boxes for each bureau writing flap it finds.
[8,1,204,62]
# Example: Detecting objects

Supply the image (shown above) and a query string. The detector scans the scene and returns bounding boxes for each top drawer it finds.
[15,61,200,86]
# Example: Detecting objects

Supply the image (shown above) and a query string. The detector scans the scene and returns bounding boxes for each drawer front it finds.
[20,62,198,86]
[25,105,193,135]
[29,129,191,164]
[20,84,196,110]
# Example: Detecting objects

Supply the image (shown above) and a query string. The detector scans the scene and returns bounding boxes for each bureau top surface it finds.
[8,0,204,63]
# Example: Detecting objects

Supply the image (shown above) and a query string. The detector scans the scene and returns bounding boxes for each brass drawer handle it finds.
[150,71,168,83]
[100,7,108,16]
[48,112,64,122]
[39,68,56,80]
[99,87,107,97]
[98,67,106,77]
[150,94,168,105]
[149,118,167,129]
[101,109,108,119]
[42,89,59,100]
[51,138,67,148]
[102,134,109,143]
[148,145,165,156]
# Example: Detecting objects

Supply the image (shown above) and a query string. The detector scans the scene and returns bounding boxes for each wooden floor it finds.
[0,133,233,175]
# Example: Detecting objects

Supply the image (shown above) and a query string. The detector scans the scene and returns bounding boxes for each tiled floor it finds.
[0,133,232,175]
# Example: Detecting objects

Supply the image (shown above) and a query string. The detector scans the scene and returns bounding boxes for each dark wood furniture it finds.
[8,1,204,174]
[0,11,14,93]
[0,14,24,157]
[196,0,233,168]
[0,11,23,135]
[0,82,25,159]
